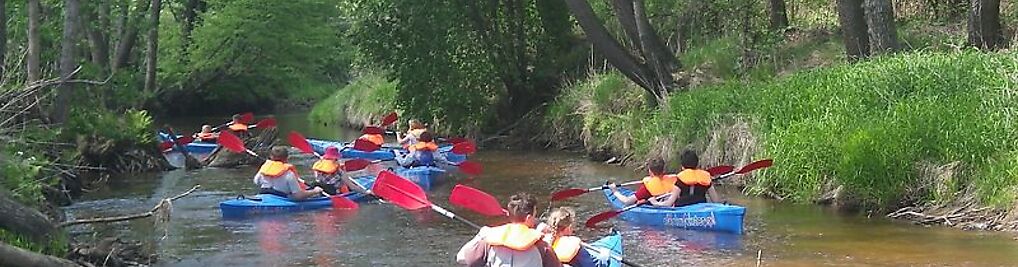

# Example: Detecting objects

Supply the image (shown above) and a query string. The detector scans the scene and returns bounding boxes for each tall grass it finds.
[546,51,1018,209]
[309,73,396,126]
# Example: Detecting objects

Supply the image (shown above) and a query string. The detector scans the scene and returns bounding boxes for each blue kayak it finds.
[307,138,467,163]
[219,176,376,218]
[603,188,746,234]
[393,166,446,191]
[157,132,218,154]
[587,231,624,267]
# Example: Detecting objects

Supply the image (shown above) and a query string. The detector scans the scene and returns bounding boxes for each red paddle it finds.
[380,112,398,127]
[362,126,385,135]
[549,165,736,202]
[451,141,476,155]
[239,112,254,124]
[352,138,381,152]
[457,161,483,176]
[287,131,320,157]
[248,118,277,129]
[217,131,258,156]
[448,185,644,267]
[371,170,483,228]
[584,159,773,228]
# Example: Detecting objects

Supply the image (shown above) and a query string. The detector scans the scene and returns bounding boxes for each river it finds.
[63,113,1018,266]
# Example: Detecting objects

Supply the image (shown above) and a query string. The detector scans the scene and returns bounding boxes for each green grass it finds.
[0,228,67,256]
[309,72,397,126]
[546,51,1018,209]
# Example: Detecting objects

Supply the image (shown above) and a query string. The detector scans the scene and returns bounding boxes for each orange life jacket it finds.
[551,236,582,263]
[483,223,543,251]
[359,134,384,146]
[196,132,216,141]
[642,174,678,196]
[676,169,711,187]
[259,160,298,178]
[312,159,340,174]
[409,142,438,152]
[229,122,249,132]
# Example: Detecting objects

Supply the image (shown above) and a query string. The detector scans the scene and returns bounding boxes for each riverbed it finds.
[63,113,1018,266]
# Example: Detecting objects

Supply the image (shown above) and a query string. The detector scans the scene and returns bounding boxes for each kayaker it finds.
[308,146,350,195]
[228,114,250,136]
[394,131,454,167]
[357,127,385,147]
[253,146,323,200]
[398,119,428,148]
[672,149,719,207]
[538,207,607,267]
[193,125,218,143]
[608,157,679,207]
[456,192,562,267]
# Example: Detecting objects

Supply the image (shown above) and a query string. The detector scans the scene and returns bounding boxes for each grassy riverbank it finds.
[309,73,397,128]
[543,51,1018,212]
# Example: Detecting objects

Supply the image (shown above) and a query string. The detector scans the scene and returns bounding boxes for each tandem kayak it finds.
[306,138,467,163]
[603,188,746,234]
[393,166,446,191]
[157,132,218,154]
[220,176,376,218]
[587,231,624,267]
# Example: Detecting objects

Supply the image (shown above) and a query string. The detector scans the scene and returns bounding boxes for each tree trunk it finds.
[52,0,81,124]
[837,0,869,61]
[85,0,111,72]
[633,0,677,95]
[0,190,61,246]
[611,0,642,53]
[112,0,149,72]
[144,0,160,94]
[967,0,1002,49]
[0,242,77,267]
[27,0,42,83]
[768,0,789,30]
[563,0,657,97]
[181,0,201,50]
[0,0,7,78]
[863,0,898,54]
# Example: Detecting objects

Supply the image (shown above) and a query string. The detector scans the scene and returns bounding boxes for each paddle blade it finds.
[158,141,173,152]
[707,165,734,176]
[217,131,247,153]
[584,210,622,228]
[287,131,315,154]
[362,126,384,135]
[446,137,468,144]
[352,139,381,152]
[371,171,430,210]
[343,159,372,172]
[550,188,589,202]
[255,118,277,129]
[737,159,773,174]
[380,112,398,127]
[175,136,194,145]
[331,195,359,210]
[449,184,506,217]
[239,112,254,124]
[451,141,476,154]
[458,161,483,176]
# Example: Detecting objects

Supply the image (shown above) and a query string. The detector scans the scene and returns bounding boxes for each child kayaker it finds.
[253,146,323,200]
[608,157,679,207]
[394,131,454,167]
[309,146,372,195]
[228,114,250,137]
[539,207,607,267]
[357,126,385,147]
[398,119,428,148]
[193,125,218,143]
[456,192,562,267]
[672,149,720,207]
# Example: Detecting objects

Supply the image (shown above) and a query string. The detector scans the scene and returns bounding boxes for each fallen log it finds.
[0,188,62,246]
[0,241,78,267]
[59,185,200,227]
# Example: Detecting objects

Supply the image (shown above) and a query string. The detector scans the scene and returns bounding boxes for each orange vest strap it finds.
[312,159,340,174]
[642,175,678,196]
[229,123,248,131]
[259,160,295,178]
[483,224,543,251]
[410,142,438,152]
[551,236,582,263]
[677,169,712,186]
[197,132,216,140]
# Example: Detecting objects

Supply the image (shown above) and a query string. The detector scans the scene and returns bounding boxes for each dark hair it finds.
[506,192,537,223]
[646,157,666,175]
[270,146,289,161]
[232,114,242,120]
[680,149,699,169]
[418,131,434,142]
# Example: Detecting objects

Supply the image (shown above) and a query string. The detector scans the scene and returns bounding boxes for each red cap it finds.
[323,146,341,160]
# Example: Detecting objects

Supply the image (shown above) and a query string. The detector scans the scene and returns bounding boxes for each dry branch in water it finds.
[59,185,201,227]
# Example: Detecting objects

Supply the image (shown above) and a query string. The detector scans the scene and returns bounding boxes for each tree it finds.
[863,0,898,54]
[967,0,1003,49]
[837,0,869,60]
[144,0,161,94]
[112,0,150,71]
[52,0,82,124]
[27,0,42,83]
[84,0,112,72]
[0,0,6,78]
[768,0,789,31]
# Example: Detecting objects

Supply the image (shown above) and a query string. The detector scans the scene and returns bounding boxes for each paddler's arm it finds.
[707,186,725,203]
[609,183,639,205]
[648,188,679,207]
[456,227,491,266]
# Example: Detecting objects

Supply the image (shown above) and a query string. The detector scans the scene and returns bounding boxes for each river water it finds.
[64,113,1018,266]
